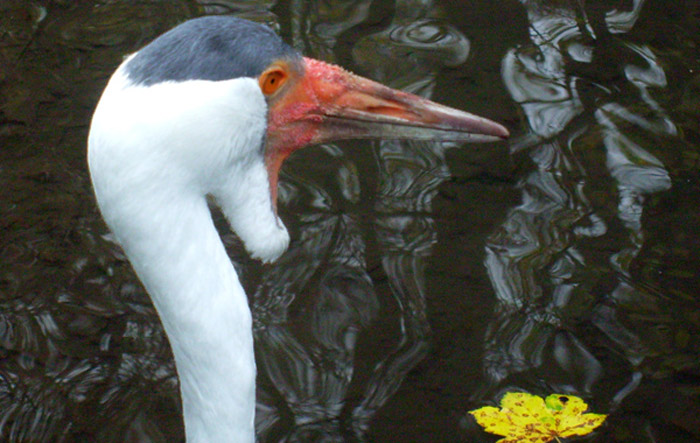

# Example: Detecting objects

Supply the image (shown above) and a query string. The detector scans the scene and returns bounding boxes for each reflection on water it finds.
[253,1,470,440]
[1,0,700,442]
[481,0,696,441]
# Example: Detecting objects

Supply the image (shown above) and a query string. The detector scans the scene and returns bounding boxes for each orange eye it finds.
[259,67,288,95]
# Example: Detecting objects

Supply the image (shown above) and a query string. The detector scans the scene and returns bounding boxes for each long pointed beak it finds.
[302,57,509,144]
[264,57,509,203]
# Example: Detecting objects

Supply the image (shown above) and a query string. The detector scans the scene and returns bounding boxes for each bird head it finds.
[90,16,508,263]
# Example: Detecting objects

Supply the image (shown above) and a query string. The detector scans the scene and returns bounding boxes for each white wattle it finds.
[88,61,288,442]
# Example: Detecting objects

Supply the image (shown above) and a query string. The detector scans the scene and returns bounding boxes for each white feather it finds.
[88,59,287,442]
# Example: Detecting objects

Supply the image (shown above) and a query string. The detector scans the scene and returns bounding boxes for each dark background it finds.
[1,0,699,441]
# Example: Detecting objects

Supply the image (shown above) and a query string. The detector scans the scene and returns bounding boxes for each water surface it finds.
[1,0,699,441]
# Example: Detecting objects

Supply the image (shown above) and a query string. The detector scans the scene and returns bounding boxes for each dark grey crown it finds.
[125,16,301,86]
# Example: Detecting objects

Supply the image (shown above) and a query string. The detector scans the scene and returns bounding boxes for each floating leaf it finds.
[469,392,607,442]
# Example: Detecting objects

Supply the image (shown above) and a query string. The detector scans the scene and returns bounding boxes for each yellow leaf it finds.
[469,392,607,443]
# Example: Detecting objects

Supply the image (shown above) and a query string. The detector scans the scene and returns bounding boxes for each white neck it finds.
[87,67,286,442]
[117,189,256,442]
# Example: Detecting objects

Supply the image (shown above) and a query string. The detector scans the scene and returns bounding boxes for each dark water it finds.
[2,0,700,441]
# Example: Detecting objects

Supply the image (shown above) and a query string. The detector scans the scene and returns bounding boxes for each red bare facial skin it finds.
[264,57,374,205]
[262,57,509,209]
[264,57,432,202]
[263,58,326,204]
